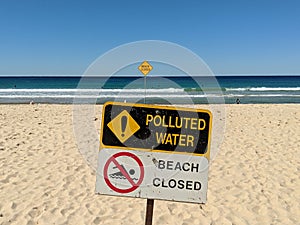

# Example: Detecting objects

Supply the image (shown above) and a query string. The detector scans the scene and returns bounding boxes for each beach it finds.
[0,104,299,225]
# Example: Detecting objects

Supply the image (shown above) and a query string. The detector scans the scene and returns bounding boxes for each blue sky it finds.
[0,0,299,75]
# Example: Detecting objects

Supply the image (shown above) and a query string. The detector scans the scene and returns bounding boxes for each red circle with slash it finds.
[103,152,144,193]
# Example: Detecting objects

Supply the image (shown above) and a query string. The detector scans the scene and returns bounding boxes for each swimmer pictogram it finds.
[109,165,138,181]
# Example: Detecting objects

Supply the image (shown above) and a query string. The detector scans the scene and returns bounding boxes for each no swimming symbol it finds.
[103,152,144,193]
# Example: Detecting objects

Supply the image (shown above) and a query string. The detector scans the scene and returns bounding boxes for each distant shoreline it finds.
[0,74,299,78]
[1,76,299,104]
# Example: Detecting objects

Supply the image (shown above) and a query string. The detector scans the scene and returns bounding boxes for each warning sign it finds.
[107,110,140,143]
[103,152,144,193]
[97,102,212,203]
[100,102,212,156]
[138,61,153,76]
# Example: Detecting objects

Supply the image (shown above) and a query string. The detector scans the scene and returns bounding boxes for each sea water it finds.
[0,76,299,104]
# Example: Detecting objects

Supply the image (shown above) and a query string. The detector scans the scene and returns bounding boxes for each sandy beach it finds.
[0,104,299,225]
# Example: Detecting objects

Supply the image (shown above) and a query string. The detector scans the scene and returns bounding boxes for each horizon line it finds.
[0,73,299,77]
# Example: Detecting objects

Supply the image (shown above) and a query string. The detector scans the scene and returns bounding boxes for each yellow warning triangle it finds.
[107,110,140,143]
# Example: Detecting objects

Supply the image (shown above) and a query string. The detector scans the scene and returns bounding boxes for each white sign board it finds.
[96,148,209,203]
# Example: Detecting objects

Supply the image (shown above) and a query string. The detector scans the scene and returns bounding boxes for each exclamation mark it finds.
[121,115,127,137]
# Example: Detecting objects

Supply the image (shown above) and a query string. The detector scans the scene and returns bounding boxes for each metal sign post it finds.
[144,75,146,103]
[145,199,154,225]
[138,61,152,104]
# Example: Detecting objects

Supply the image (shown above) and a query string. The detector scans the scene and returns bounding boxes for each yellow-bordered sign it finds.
[100,102,212,159]
[138,61,153,76]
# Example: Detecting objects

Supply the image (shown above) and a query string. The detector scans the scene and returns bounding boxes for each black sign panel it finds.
[100,102,212,155]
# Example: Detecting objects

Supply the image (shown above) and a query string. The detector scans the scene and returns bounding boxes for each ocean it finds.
[0,76,299,104]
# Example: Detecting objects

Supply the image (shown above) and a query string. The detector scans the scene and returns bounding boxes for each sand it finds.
[0,104,299,225]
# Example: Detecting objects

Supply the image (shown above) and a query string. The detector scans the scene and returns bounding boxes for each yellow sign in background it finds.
[138,61,153,76]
